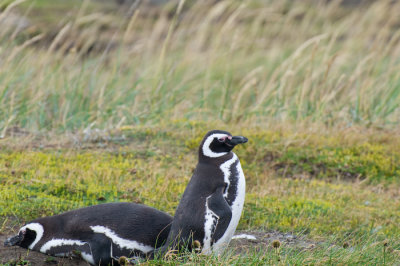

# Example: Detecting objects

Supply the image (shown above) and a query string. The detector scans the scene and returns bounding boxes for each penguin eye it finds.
[218,137,226,142]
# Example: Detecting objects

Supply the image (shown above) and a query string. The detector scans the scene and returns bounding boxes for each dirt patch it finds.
[229,230,316,254]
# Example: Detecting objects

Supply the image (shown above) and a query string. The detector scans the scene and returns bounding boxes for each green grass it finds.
[145,238,400,265]
[1,125,400,264]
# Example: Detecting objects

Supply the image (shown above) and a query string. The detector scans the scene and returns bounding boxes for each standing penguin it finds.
[4,202,172,265]
[154,129,248,257]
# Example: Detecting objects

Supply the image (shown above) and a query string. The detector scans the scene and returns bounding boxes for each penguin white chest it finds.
[202,153,246,254]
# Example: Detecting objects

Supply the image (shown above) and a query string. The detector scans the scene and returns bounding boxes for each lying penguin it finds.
[153,130,248,257]
[4,202,172,265]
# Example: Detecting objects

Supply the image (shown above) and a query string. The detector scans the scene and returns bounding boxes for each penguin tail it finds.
[4,234,23,247]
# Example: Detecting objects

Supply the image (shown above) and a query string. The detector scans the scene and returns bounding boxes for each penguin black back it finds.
[5,202,172,265]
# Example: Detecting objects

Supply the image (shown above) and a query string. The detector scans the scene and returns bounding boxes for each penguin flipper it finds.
[88,233,114,266]
[207,187,232,243]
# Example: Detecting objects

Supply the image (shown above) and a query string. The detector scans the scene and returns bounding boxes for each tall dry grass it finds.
[0,0,399,134]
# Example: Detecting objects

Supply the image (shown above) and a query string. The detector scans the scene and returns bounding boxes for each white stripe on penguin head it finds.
[202,133,230,158]
[20,223,44,250]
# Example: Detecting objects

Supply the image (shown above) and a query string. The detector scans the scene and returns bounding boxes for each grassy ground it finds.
[1,124,400,264]
[0,0,400,265]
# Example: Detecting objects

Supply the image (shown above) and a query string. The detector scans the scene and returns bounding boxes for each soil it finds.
[0,229,315,265]
[229,230,316,254]
[0,233,88,266]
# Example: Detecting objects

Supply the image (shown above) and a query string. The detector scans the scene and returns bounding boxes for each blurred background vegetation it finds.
[0,0,399,135]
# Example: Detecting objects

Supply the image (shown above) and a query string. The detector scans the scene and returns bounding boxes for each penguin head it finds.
[200,130,248,159]
[4,227,37,248]
[5,223,44,249]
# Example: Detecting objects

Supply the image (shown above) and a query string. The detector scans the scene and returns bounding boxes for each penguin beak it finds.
[4,234,23,246]
[226,136,248,146]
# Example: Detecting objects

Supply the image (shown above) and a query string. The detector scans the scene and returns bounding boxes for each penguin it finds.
[153,129,248,257]
[4,202,172,265]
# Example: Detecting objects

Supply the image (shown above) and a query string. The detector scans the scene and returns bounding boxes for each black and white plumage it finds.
[154,130,248,257]
[4,203,172,265]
